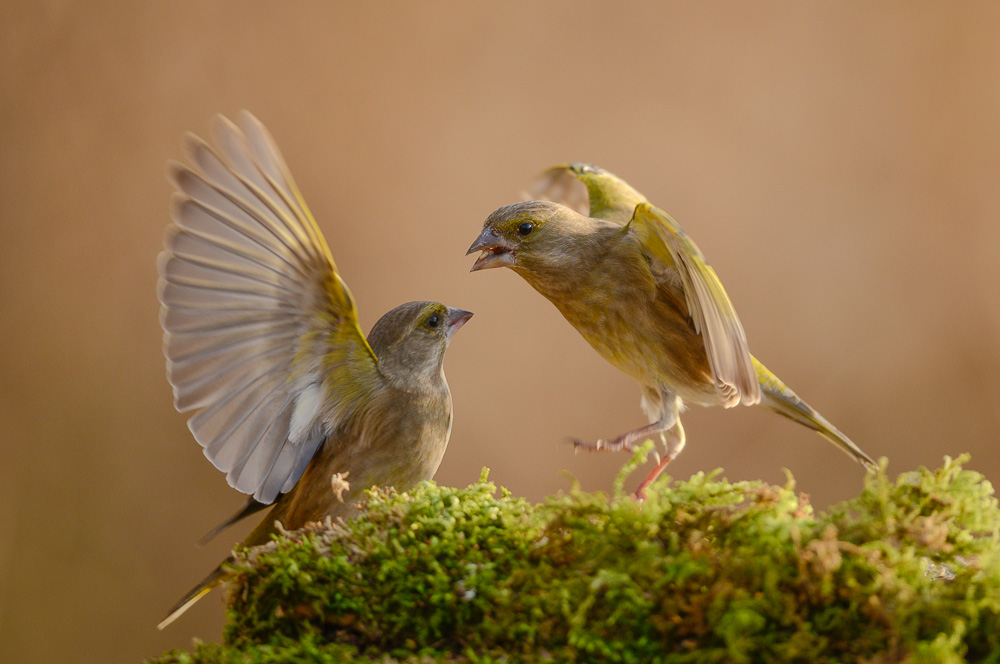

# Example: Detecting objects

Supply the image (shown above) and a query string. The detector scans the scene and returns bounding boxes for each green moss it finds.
[151,454,1000,663]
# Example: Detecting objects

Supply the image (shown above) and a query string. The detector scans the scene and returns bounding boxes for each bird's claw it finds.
[571,437,637,454]
[571,437,604,453]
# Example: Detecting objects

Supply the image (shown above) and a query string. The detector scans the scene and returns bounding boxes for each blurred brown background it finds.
[2,2,999,662]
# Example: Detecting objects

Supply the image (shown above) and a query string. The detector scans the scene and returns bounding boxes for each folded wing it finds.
[627,203,760,408]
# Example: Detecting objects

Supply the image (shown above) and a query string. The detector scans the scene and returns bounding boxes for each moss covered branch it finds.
[152,452,1000,663]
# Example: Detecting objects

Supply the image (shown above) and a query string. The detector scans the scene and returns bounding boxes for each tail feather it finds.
[157,561,229,630]
[753,358,876,470]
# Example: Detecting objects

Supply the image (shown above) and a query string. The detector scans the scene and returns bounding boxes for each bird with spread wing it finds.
[157,112,471,628]
[467,163,874,497]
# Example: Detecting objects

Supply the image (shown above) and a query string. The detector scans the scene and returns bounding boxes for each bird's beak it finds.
[444,307,474,339]
[467,227,516,271]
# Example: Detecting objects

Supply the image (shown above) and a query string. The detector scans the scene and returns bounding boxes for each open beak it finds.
[467,227,516,271]
[445,307,474,339]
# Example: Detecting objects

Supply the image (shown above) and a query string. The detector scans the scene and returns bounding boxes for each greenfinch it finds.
[156,112,471,628]
[467,163,874,497]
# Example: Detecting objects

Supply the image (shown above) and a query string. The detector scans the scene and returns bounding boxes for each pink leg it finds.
[571,421,670,454]
[634,419,685,499]
[573,416,687,500]
[634,453,676,500]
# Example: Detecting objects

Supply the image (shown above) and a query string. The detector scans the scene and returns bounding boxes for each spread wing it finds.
[627,203,760,408]
[528,162,647,223]
[157,111,380,504]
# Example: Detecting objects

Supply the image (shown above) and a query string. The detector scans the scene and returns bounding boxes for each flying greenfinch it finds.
[467,163,874,497]
[156,112,471,629]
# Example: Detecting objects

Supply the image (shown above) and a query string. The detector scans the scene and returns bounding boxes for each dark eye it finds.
[426,314,440,328]
[517,222,534,236]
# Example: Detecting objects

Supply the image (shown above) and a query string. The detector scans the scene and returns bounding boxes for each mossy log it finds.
[151,451,1000,663]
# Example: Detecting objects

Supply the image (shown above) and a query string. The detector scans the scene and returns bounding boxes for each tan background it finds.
[2,3,999,662]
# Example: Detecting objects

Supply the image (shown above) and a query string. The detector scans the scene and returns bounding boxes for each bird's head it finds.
[367,302,473,384]
[467,200,596,277]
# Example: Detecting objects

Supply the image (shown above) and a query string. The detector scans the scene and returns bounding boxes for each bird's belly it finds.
[569,304,719,406]
[279,414,450,530]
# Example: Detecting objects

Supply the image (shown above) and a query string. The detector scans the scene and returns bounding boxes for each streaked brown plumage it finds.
[468,163,874,496]
[156,112,471,628]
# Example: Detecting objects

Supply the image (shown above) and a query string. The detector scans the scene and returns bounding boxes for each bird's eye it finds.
[426,314,440,328]
[517,222,534,236]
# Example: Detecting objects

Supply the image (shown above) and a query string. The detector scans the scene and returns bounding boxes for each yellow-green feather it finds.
[566,163,648,223]
[754,357,875,469]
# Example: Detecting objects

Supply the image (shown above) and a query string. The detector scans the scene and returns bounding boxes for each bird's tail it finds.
[753,357,876,470]
[156,559,229,630]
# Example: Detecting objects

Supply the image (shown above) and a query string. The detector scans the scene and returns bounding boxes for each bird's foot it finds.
[571,435,662,468]
[571,436,633,454]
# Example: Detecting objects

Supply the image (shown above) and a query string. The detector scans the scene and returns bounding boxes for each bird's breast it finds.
[276,385,452,531]
[542,265,718,404]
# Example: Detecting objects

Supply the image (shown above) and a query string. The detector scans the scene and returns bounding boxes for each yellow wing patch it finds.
[530,163,647,223]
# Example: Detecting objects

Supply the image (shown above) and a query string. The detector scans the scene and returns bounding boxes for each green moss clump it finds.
[151,454,1000,663]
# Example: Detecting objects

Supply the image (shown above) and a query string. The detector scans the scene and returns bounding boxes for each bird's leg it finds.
[572,420,671,454]
[572,390,685,499]
[573,389,680,455]
[634,419,685,500]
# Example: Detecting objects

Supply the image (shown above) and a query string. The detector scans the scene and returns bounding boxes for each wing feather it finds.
[207,398,293,479]
[159,112,379,503]
[627,203,760,407]
[530,163,647,223]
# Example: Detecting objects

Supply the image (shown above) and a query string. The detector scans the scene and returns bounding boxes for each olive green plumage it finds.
[469,163,874,496]
[156,112,471,629]
[240,300,464,550]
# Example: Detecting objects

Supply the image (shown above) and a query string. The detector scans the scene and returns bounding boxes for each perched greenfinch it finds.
[467,163,874,496]
[156,112,471,629]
